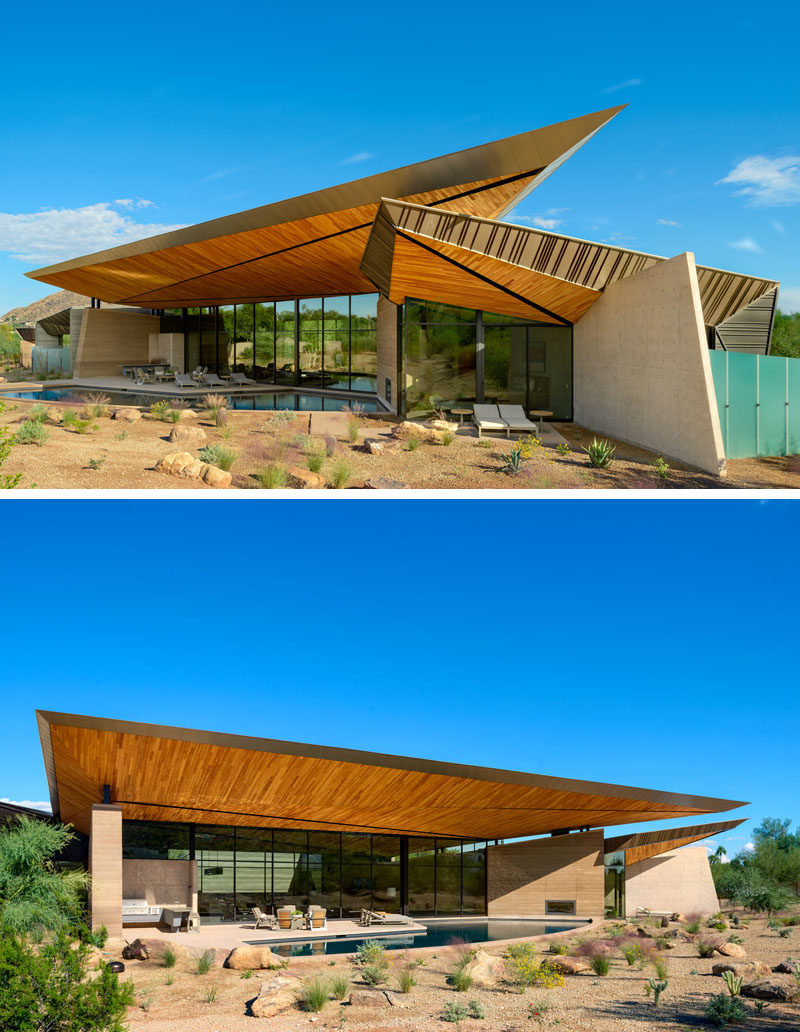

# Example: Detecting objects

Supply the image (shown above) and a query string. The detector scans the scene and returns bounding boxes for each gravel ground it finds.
[116,913,800,1031]
[1,398,797,490]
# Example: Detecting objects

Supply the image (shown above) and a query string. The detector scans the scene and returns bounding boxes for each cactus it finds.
[722,970,743,997]
[648,978,668,1006]
[216,406,227,427]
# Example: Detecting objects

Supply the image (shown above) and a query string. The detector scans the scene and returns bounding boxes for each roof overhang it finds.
[604,818,746,865]
[37,711,746,838]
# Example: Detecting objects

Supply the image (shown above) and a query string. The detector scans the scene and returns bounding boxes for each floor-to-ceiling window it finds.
[404,301,477,414]
[483,314,572,420]
[407,837,487,917]
[254,303,275,380]
[298,300,323,386]
[349,294,378,392]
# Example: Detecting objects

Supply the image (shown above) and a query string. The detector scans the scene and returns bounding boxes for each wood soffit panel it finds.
[38,712,747,838]
[604,818,746,865]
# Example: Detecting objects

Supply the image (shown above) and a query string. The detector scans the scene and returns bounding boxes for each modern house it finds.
[33,711,745,936]
[24,106,780,473]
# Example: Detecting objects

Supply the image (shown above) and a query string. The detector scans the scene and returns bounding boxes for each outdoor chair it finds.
[192,366,207,378]
[308,906,327,929]
[251,906,278,930]
[229,372,257,386]
[202,372,227,387]
[472,404,509,438]
[174,373,197,388]
[134,367,155,385]
[276,906,294,929]
[498,404,539,434]
[359,909,413,927]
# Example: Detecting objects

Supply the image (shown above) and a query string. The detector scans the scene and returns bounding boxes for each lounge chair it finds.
[229,372,257,386]
[498,405,539,434]
[202,372,227,387]
[359,909,414,927]
[174,373,197,388]
[472,404,509,438]
[192,366,207,378]
[251,906,278,930]
[134,367,155,385]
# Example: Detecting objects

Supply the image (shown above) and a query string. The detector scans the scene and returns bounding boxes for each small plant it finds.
[685,919,702,934]
[299,976,329,1012]
[348,421,360,444]
[705,992,747,1027]
[198,443,238,471]
[203,394,227,420]
[115,430,128,441]
[652,955,668,980]
[330,974,349,1000]
[556,442,571,457]
[29,403,49,423]
[587,436,615,469]
[517,433,542,458]
[397,966,416,993]
[406,436,420,451]
[527,1001,550,1023]
[329,456,353,489]
[85,924,108,948]
[441,1000,468,1024]
[355,940,386,967]
[88,456,106,470]
[362,963,387,986]
[203,985,218,1003]
[648,978,668,1006]
[441,430,455,446]
[621,943,644,966]
[81,392,111,418]
[255,462,288,488]
[780,927,792,938]
[467,999,485,1019]
[498,443,527,475]
[150,399,172,421]
[754,1000,770,1013]
[721,970,743,997]
[165,973,174,985]
[240,967,254,979]
[71,419,98,434]
[697,940,717,958]
[168,409,183,423]
[590,954,610,976]
[307,452,324,473]
[61,408,78,427]
[16,419,50,446]
[653,456,671,479]
[138,988,154,1012]
[727,934,744,944]
[163,946,177,968]
[504,942,564,989]
[474,439,492,448]
[269,409,296,426]
[195,949,215,975]
[549,942,568,955]
[450,967,472,992]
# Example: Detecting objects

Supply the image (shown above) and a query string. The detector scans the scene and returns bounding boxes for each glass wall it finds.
[604,850,625,918]
[483,313,572,420]
[122,820,486,922]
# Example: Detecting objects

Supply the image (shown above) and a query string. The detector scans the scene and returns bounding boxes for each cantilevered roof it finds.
[37,711,746,838]
[360,198,780,327]
[25,107,624,307]
[604,819,746,866]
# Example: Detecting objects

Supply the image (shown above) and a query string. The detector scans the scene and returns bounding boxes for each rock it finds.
[773,959,800,974]
[348,990,391,1008]
[741,978,799,1002]
[672,913,686,923]
[201,464,232,488]
[661,916,670,928]
[0,376,6,383]
[250,975,301,1017]
[426,419,458,432]
[548,956,590,975]
[391,421,442,444]
[112,406,142,422]
[715,942,747,959]
[177,408,197,420]
[635,926,655,938]
[364,477,406,489]
[364,438,385,455]
[462,948,506,987]
[168,425,207,443]
[712,961,771,979]
[225,945,278,970]
[121,938,149,961]
[286,466,325,489]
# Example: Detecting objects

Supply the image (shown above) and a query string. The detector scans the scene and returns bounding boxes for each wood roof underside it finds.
[37,712,746,838]
[26,108,623,307]
[604,819,745,866]
[360,199,780,327]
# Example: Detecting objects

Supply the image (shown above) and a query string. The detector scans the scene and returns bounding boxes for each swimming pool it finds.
[0,388,379,412]
[253,918,585,957]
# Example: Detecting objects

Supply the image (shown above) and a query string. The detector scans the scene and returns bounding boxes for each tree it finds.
[0,402,21,489]
[771,310,800,358]
[752,817,798,850]
[0,325,20,365]
[0,816,88,937]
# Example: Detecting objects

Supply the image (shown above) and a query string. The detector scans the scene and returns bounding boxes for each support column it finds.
[89,804,123,937]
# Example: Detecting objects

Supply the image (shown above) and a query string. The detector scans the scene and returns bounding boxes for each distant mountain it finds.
[1,289,94,326]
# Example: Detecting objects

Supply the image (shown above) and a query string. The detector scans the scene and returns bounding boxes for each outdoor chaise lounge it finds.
[202,372,228,387]
[251,906,278,930]
[174,373,197,388]
[134,367,156,385]
[498,404,539,434]
[229,372,257,386]
[472,404,509,437]
[359,909,414,927]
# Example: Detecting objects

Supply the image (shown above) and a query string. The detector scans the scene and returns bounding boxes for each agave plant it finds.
[498,444,527,475]
[587,437,616,469]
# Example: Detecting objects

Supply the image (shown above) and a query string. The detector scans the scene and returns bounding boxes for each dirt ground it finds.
[0,397,798,491]
[113,911,800,1032]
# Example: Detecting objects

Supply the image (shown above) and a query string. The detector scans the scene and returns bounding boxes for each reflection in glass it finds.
[276,302,295,384]
[298,300,323,385]
[254,303,275,380]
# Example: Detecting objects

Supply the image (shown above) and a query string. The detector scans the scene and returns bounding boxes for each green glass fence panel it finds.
[789,359,800,456]
[727,353,759,458]
[758,355,787,457]
[708,351,728,452]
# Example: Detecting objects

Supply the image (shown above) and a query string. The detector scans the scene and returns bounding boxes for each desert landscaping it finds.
[81,909,800,1032]
[0,392,798,491]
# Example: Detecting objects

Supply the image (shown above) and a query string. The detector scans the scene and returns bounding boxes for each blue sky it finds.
[1,0,799,316]
[1,499,797,862]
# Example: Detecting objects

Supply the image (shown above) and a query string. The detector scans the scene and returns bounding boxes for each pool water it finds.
[254,918,585,957]
[0,388,379,412]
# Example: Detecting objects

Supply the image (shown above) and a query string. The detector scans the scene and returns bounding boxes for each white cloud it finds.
[744,842,755,852]
[718,155,800,206]
[508,211,566,230]
[0,797,51,812]
[601,78,642,94]
[779,286,800,313]
[771,219,785,233]
[729,236,762,253]
[0,202,186,264]
[658,218,683,228]
[340,152,374,165]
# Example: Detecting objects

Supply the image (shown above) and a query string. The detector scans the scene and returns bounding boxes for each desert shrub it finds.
[195,949,215,975]
[61,408,78,427]
[396,966,416,993]
[330,974,349,1000]
[167,409,182,423]
[255,463,288,488]
[587,436,615,469]
[240,968,253,979]
[504,942,564,989]
[299,976,329,1012]
[269,410,296,426]
[781,916,800,926]
[150,399,172,421]
[198,444,237,471]
[441,430,454,446]
[16,419,49,446]
[727,934,744,944]
[307,452,324,473]
[498,443,527,475]
[87,456,106,471]
[441,1000,468,1023]
[0,403,21,490]
[743,884,792,916]
[651,955,668,980]
[29,403,49,423]
[406,436,421,451]
[591,954,610,975]
[705,992,747,1026]
[163,946,177,968]
[347,421,359,444]
[203,394,226,420]
[165,972,174,985]
[203,985,218,1003]
[355,940,386,966]
[362,963,387,985]
[697,940,718,958]
[685,919,702,934]
[621,942,645,966]
[647,977,668,1006]
[709,920,729,931]
[81,393,111,418]
[780,927,792,938]
[653,456,670,479]
[71,419,98,435]
[556,442,571,456]
[328,456,353,489]
[449,967,472,992]
[468,999,485,1018]
[549,942,567,955]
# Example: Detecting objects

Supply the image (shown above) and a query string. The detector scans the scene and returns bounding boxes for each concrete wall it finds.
[488,830,605,917]
[148,332,185,372]
[573,252,727,475]
[89,804,123,936]
[376,295,398,413]
[625,846,720,917]
[122,859,196,908]
[74,308,161,377]
[34,324,60,349]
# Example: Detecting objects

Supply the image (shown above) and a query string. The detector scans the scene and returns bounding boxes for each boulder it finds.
[156,451,194,475]
[715,942,747,959]
[155,451,231,488]
[364,438,385,455]
[201,465,232,488]
[635,926,655,938]
[177,408,197,420]
[250,975,301,1017]
[364,477,406,490]
[121,938,149,961]
[741,978,799,1002]
[168,425,207,443]
[286,466,325,489]
[391,421,442,444]
[112,406,142,422]
[225,945,278,970]
[773,959,800,974]
[348,990,391,1008]
[0,376,6,383]
[672,913,686,923]
[548,955,590,975]
[462,948,506,987]
[426,419,458,432]
[712,961,771,979]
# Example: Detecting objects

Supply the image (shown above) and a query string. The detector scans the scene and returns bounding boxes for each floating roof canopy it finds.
[604,818,746,866]
[25,107,624,307]
[360,199,779,327]
[37,711,746,839]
